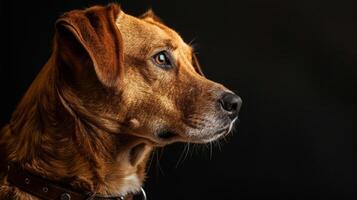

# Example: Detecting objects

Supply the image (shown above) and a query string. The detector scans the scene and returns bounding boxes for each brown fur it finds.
[0,3,235,200]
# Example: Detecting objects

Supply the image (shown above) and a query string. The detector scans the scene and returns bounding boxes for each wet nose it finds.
[219,93,242,119]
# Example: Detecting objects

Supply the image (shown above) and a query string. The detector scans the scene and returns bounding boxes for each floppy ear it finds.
[140,9,164,23]
[192,53,205,77]
[55,3,123,87]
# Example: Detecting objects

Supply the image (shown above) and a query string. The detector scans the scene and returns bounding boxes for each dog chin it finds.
[152,130,221,145]
[151,117,238,145]
[194,117,238,143]
[188,128,228,143]
[189,133,225,144]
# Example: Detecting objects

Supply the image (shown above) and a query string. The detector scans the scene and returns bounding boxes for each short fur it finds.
[0,3,237,200]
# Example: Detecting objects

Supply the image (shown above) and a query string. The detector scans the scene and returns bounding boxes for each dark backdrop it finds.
[0,0,355,199]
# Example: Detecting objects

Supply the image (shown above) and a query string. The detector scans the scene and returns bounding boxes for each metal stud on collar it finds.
[60,193,71,200]
[140,187,147,200]
[120,187,146,200]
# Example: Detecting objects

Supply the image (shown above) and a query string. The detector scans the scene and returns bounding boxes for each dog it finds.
[0,3,242,200]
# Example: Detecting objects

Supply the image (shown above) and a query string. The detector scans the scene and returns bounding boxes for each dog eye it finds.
[152,51,173,68]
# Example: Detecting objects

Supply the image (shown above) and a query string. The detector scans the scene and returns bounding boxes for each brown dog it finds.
[0,3,242,200]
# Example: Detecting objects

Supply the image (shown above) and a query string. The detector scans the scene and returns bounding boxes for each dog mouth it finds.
[154,117,239,144]
[192,117,239,143]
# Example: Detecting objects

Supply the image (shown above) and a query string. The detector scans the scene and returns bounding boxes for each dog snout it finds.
[219,92,242,119]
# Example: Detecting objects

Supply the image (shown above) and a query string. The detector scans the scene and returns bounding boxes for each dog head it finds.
[55,4,242,146]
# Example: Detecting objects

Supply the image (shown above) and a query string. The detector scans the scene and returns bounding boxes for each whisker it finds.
[209,142,213,160]
[214,139,222,152]
[175,144,188,168]
[188,37,197,48]
[182,143,191,164]
[147,149,155,172]
[155,148,165,175]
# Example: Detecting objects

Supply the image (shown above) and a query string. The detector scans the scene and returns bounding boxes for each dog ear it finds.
[192,53,205,77]
[55,3,123,87]
[140,9,164,23]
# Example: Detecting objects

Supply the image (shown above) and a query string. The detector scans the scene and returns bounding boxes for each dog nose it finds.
[219,93,242,118]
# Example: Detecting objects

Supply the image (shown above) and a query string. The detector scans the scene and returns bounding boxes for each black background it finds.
[0,0,355,199]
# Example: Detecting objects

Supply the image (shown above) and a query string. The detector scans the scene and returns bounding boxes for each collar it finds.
[6,163,147,200]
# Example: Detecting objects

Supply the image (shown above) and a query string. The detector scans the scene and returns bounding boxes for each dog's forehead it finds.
[116,12,191,55]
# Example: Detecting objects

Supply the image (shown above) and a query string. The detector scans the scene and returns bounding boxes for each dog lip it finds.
[148,117,240,145]
[200,117,239,141]
[227,117,238,133]
[214,126,230,135]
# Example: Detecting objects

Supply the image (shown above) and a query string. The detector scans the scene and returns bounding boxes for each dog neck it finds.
[1,56,154,197]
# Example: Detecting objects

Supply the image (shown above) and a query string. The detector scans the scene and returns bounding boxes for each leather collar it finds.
[6,163,147,200]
